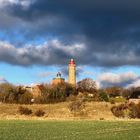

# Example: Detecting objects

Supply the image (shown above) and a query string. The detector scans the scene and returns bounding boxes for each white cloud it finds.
[127,79,140,88]
[0,76,8,83]
[98,71,138,83]
[98,71,139,88]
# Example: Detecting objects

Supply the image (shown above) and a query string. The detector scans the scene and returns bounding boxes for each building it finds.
[23,84,43,97]
[32,84,44,97]
[52,72,65,85]
[68,58,76,86]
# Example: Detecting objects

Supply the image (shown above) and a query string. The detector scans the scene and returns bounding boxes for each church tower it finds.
[68,59,76,86]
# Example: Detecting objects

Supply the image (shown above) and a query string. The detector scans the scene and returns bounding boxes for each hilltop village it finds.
[23,59,76,98]
[22,59,140,103]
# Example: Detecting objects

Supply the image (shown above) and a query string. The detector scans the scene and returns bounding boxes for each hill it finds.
[0,102,118,120]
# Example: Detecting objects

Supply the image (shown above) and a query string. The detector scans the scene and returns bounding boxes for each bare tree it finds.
[77,78,97,93]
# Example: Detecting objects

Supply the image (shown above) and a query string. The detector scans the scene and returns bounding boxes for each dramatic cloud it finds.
[0,40,85,66]
[0,0,140,67]
[5,0,140,43]
[1,39,140,68]
[98,71,140,88]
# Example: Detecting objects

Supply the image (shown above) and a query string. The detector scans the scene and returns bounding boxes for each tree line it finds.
[0,78,139,104]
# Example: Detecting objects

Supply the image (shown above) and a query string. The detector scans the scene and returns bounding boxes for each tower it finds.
[68,59,76,86]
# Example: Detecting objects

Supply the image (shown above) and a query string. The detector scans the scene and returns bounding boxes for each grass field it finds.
[0,120,140,140]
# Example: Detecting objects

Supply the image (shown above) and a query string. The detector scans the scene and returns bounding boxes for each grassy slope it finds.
[0,102,115,120]
[0,120,140,140]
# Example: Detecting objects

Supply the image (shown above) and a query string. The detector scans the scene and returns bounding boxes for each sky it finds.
[0,0,140,88]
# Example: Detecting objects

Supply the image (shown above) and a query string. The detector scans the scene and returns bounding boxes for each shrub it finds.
[114,97,126,103]
[100,118,105,120]
[66,94,77,102]
[34,109,45,117]
[68,99,85,112]
[0,83,16,103]
[128,102,140,118]
[18,106,32,115]
[33,96,46,104]
[111,102,140,118]
[99,92,109,102]
[136,102,140,118]
[109,98,115,104]
[18,91,33,104]
[109,97,126,104]
[111,104,128,118]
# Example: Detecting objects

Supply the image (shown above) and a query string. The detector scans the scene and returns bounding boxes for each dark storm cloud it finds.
[1,0,140,67]
[5,0,140,43]
[0,40,78,66]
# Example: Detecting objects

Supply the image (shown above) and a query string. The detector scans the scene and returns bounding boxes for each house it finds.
[23,84,44,97]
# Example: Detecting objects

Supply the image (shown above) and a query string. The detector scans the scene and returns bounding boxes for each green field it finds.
[0,120,140,140]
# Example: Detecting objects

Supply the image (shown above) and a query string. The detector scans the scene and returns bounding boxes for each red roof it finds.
[69,59,75,65]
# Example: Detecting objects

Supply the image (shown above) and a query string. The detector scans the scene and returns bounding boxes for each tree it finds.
[0,83,15,103]
[104,86,123,97]
[18,91,33,104]
[77,78,97,93]
[99,91,109,102]
[121,88,132,99]
[41,83,77,103]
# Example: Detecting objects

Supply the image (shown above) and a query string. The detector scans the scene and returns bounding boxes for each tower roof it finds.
[69,58,75,65]
[56,72,61,78]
